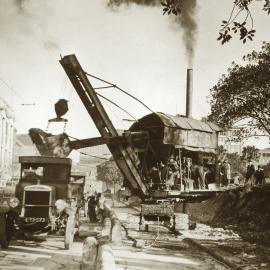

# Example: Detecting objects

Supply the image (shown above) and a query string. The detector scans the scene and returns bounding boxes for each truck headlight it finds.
[55,199,67,213]
[8,197,20,208]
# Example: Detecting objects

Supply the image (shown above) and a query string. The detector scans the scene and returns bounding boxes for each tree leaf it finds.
[208,41,270,138]
[217,34,223,41]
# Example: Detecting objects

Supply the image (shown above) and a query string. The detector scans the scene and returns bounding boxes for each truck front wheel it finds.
[0,213,8,248]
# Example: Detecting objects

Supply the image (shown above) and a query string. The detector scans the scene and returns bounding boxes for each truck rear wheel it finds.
[64,214,75,249]
[0,213,8,248]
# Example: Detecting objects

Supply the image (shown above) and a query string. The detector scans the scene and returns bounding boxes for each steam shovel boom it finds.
[59,54,148,197]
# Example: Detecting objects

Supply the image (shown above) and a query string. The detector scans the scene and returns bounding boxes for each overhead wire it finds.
[0,76,26,103]
[14,102,51,106]
[0,76,58,107]
[75,149,109,161]
[15,103,36,106]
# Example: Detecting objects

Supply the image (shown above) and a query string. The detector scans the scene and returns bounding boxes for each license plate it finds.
[25,217,46,223]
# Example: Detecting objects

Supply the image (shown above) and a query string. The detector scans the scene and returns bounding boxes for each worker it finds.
[167,155,180,189]
[190,155,205,190]
[254,165,265,186]
[87,195,98,222]
[205,166,215,186]
[216,162,222,187]
[96,193,106,222]
[220,160,229,186]
[149,166,161,190]
[183,157,192,190]
[246,161,255,186]
[83,192,89,217]
[225,160,231,185]
[168,155,179,172]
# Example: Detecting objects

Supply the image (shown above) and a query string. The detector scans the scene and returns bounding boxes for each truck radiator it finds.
[24,191,50,218]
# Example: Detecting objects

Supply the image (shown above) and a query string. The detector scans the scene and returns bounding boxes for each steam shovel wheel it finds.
[0,213,8,248]
[64,214,75,249]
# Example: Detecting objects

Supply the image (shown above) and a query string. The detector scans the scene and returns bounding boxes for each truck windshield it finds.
[21,166,44,183]
[21,164,69,184]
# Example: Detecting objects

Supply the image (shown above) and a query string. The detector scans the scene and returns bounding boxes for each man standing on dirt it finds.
[246,161,255,185]
[87,195,98,222]
[97,193,106,222]
[254,165,265,186]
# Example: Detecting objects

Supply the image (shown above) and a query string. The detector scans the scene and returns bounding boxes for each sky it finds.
[0,0,269,148]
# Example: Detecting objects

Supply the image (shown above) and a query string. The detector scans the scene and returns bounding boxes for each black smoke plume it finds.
[10,0,60,52]
[107,0,197,67]
[174,0,197,67]
[14,0,26,11]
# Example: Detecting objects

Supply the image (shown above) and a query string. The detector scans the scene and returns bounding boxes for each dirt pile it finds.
[29,128,71,157]
[212,185,270,247]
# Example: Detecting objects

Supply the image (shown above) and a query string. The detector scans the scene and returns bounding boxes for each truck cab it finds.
[15,156,72,227]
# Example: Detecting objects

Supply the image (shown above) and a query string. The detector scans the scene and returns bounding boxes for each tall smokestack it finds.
[186,69,193,118]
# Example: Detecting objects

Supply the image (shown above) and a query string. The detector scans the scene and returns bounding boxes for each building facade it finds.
[0,97,15,187]
[218,130,243,154]
[12,134,40,180]
[79,144,111,166]
[74,144,111,193]
[257,148,270,165]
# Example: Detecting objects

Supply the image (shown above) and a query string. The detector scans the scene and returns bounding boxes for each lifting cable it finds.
[93,86,114,90]
[102,98,129,130]
[76,150,109,161]
[96,92,137,122]
[84,71,155,113]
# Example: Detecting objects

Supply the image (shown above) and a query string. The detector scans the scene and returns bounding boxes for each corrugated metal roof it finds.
[206,121,223,132]
[175,145,216,153]
[156,113,221,133]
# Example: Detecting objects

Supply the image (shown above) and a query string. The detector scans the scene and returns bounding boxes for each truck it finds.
[0,156,81,249]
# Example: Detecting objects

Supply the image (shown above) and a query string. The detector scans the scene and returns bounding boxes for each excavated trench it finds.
[174,185,270,270]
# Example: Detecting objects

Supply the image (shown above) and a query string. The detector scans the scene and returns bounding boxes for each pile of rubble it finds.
[212,185,270,247]
[182,223,240,241]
